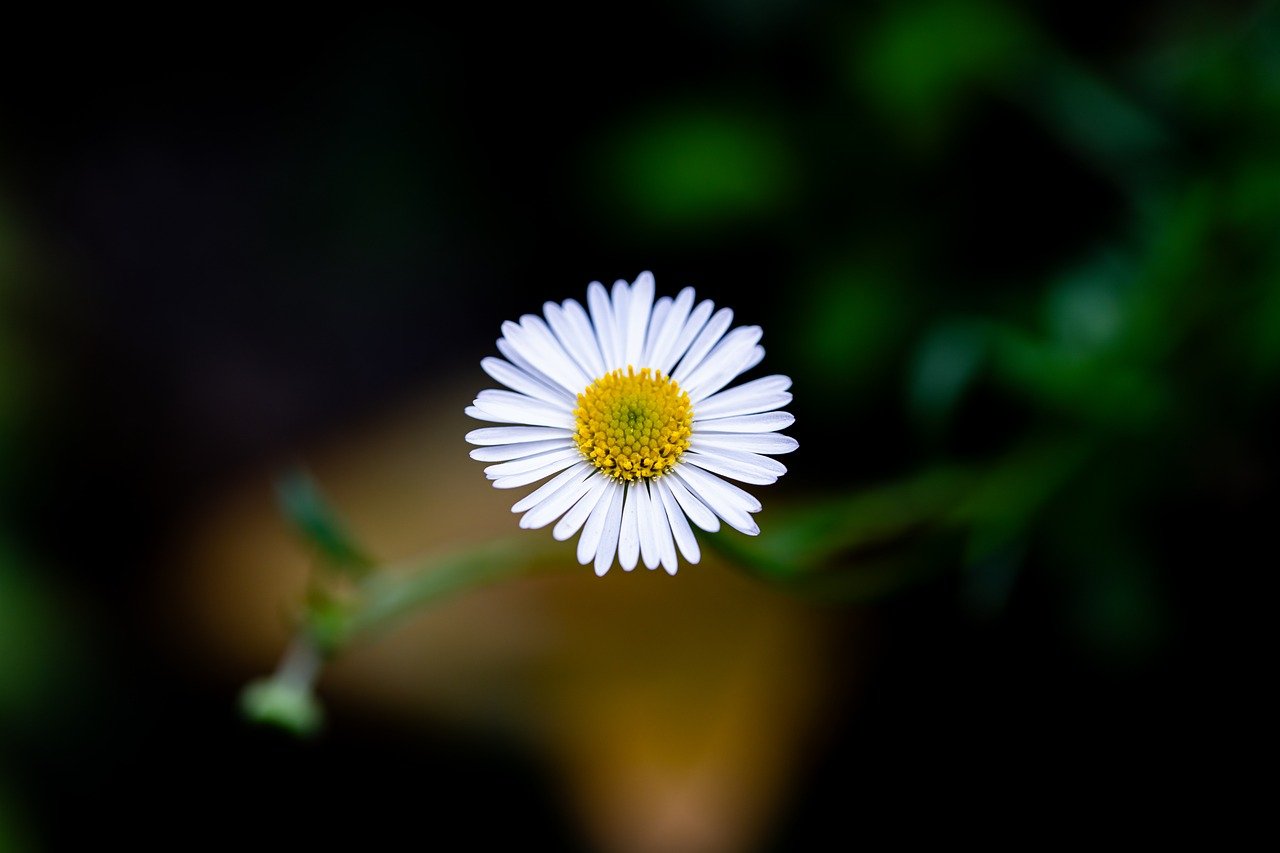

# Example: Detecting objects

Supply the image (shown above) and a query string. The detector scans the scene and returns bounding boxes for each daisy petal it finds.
[484,446,581,479]
[465,405,572,429]
[647,484,679,574]
[634,481,660,570]
[656,479,700,565]
[691,432,799,455]
[521,314,593,389]
[692,412,794,433]
[544,301,599,382]
[470,390,575,429]
[673,468,760,535]
[618,481,640,571]
[625,271,654,368]
[512,463,592,513]
[690,339,767,402]
[641,296,672,366]
[661,298,714,375]
[520,471,597,529]
[588,281,622,371]
[466,426,574,446]
[684,449,781,485]
[492,455,582,489]
[481,357,572,406]
[562,298,606,378]
[679,462,762,512]
[648,287,694,372]
[469,438,574,462]
[672,307,733,383]
[594,482,626,576]
[610,279,632,369]
[695,378,793,419]
[577,479,618,564]
[496,337,564,394]
[500,320,582,395]
[554,476,610,542]
[694,446,787,476]
[684,326,763,401]
[663,469,721,533]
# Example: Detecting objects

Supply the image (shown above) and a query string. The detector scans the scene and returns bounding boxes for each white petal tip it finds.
[594,563,610,577]
[664,564,678,576]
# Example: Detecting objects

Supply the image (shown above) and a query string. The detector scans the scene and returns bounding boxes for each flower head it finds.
[466,272,796,576]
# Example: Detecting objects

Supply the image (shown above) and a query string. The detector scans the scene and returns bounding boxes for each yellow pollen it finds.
[574,366,694,482]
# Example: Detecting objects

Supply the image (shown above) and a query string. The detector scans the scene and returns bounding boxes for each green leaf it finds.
[275,470,375,576]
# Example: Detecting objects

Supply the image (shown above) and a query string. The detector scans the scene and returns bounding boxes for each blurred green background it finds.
[1,1,1275,848]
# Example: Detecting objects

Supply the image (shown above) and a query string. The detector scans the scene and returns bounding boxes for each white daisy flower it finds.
[465,271,797,576]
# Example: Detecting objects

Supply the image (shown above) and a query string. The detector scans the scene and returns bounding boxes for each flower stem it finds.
[242,536,572,735]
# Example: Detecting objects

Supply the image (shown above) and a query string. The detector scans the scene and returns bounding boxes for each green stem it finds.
[239,635,326,735]
[336,536,573,642]
[243,536,573,734]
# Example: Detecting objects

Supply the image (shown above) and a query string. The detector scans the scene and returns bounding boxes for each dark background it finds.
[1,2,1274,848]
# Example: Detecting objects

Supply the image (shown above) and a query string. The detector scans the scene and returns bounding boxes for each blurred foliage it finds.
[1,194,71,853]
[0,543,73,730]
[855,0,1038,148]
[588,0,1280,671]
[794,260,915,397]
[0,775,32,853]
[592,107,797,235]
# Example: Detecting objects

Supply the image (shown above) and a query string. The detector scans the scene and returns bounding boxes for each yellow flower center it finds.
[574,367,694,481]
